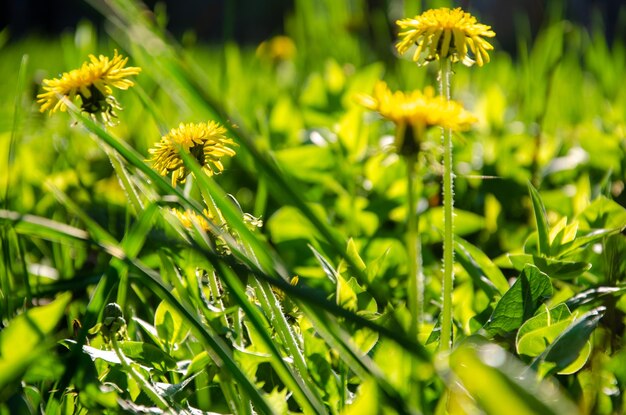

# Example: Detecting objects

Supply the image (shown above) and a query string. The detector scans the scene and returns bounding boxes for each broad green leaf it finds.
[341,377,378,415]
[155,300,190,347]
[528,183,551,257]
[517,303,573,357]
[508,253,592,280]
[448,338,578,415]
[532,306,605,378]
[119,341,178,373]
[516,303,591,374]
[0,293,71,390]
[454,235,510,297]
[484,265,552,335]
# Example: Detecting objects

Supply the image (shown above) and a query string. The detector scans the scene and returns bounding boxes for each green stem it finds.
[207,269,231,333]
[439,57,454,352]
[111,336,170,411]
[252,278,322,397]
[406,156,423,337]
[406,154,424,411]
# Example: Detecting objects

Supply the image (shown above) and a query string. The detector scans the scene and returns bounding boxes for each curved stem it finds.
[439,57,454,352]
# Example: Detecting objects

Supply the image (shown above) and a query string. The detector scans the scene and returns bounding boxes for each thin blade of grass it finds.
[528,182,551,257]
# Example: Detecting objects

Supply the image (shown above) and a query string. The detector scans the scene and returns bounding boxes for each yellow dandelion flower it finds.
[256,35,297,62]
[357,81,476,155]
[171,208,215,232]
[37,50,141,122]
[149,121,237,187]
[396,7,495,67]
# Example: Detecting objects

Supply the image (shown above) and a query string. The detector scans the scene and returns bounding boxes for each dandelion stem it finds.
[406,153,424,412]
[439,57,454,352]
[406,155,423,337]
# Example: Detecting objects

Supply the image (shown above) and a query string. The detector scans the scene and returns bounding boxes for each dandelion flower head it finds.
[358,81,476,132]
[256,35,297,62]
[149,121,237,186]
[37,50,141,123]
[396,7,495,67]
[358,81,476,154]
[171,208,215,233]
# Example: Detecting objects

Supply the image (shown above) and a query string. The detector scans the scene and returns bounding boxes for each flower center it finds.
[190,142,206,167]
[79,85,109,114]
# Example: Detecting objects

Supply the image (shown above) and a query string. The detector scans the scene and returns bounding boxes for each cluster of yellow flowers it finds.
[359,7,495,153]
[37,50,251,246]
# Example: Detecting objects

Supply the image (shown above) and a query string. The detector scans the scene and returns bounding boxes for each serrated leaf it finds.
[484,265,553,335]
[508,254,591,280]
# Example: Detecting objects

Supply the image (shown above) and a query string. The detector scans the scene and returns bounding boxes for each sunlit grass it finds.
[1,0,625,414]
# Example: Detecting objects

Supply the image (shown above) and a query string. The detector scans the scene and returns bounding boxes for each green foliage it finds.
[1,0,625,414]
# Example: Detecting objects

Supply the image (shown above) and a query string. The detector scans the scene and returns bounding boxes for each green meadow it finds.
[1,0,625,414]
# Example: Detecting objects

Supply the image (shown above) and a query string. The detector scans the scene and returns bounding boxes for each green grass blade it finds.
[104,147,144,215]
[3,54,28,210]
[528,182,551,257]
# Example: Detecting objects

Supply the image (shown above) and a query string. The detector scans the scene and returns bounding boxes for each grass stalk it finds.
[439,57,454,352]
